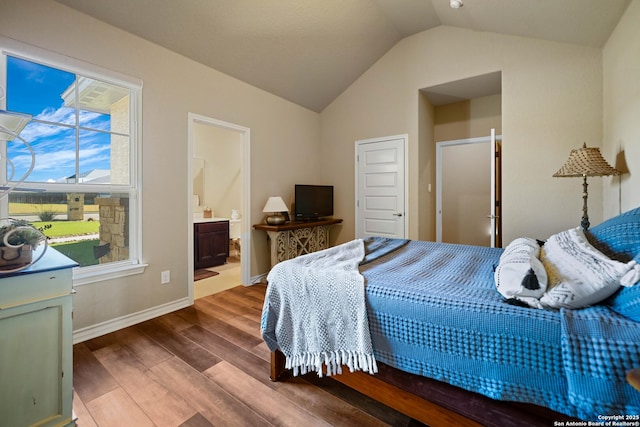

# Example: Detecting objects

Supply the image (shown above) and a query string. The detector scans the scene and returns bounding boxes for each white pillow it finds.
[540,227,640,309]
[495,237,547,308]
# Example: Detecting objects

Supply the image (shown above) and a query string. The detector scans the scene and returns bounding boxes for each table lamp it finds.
[263,196,288,225]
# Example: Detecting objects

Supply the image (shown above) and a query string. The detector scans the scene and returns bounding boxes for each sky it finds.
[6,56,114,183]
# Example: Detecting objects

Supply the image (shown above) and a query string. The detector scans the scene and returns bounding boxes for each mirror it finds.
[193,157,205,206]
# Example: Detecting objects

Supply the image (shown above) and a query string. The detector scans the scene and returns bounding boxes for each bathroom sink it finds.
[193,215,229,223]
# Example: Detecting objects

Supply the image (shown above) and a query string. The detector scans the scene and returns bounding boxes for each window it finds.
[1,48,144,284]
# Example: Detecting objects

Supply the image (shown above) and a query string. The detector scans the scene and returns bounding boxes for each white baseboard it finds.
[73,277,267,344]
[73,297,192,344]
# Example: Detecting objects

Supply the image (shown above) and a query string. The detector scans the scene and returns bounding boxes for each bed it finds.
[261,207,640,426]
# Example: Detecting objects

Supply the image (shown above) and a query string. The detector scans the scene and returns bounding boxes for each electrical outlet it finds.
[161,270,171,284]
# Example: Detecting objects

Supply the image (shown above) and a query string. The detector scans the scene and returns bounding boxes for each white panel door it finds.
[355,135,407,239]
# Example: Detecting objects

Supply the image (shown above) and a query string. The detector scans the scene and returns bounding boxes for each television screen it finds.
[294,185,333,220]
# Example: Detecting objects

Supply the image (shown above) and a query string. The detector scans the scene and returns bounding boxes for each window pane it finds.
[7,191,130,266]
[7,56,76,126]
[77,130,130,185]
[6,60,132,186]
[110,134,130,185]
[79,129,111,184]
[7,122,76,183]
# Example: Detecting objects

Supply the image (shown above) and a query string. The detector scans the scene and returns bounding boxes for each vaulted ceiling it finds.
[54,0,630,112]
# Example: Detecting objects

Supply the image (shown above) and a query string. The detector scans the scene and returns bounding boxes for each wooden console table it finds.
[254,218,342,267]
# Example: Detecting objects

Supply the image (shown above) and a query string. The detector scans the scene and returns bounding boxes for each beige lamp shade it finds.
[262,196,288,213]
[262,196,288,225]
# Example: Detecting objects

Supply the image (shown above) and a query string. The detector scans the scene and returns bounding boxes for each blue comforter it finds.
[360,239,640,421]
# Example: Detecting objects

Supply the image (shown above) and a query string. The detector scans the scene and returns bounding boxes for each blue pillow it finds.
[590,207,640,320]
[607,285,640,322]
[587,206,640,263]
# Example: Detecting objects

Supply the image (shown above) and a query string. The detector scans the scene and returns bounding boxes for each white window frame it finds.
[0,36,147,285]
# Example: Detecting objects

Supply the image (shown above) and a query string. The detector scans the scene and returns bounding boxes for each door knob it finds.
[393,213,403,217]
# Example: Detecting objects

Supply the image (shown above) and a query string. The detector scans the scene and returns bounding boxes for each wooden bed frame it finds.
[271,350,576,427]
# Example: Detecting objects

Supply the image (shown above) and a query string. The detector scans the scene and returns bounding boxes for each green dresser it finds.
[0,247,78,427]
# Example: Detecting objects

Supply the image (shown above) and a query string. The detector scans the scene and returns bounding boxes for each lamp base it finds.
[266,213,286,225]
[581,175,590,233]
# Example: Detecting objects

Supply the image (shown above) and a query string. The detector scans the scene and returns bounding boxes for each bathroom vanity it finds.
[194,217,229,268]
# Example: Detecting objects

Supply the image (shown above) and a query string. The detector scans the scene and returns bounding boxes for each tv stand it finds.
[254,218,342,267]
[297,216,321,222]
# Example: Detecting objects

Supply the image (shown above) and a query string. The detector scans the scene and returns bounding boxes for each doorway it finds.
[355,135,408,239]
[188,113,251,303]
[435,130,502,247]
[422,71,503,246]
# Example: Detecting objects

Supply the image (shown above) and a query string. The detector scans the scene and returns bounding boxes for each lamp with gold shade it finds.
[553,143,621,232]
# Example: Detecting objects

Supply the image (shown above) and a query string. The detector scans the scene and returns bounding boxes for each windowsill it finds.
[72,261,148,286]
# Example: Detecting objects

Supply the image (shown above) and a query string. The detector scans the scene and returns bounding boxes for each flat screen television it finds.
[294,184,333,221]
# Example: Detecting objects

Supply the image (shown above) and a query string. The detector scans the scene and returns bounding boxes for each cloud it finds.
[9,110,113,182]
[18,59,48,84]
[34,107,75,125]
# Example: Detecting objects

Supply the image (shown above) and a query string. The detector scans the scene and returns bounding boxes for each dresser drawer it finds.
[195,221,228,233]
[0,268,72,309]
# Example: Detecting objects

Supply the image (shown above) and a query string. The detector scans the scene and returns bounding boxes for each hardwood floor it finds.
[73,283,427,426]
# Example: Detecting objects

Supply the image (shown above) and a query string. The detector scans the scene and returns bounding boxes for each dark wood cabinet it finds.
[195,221,229,268]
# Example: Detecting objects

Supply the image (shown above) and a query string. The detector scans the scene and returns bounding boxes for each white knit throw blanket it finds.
[263,239,378,377]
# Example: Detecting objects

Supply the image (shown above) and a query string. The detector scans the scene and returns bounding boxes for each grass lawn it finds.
[9,202,99,215]
[8,204,102,267]
[31,220,100,238]
[50,239,100,267]
[28,220,101,267]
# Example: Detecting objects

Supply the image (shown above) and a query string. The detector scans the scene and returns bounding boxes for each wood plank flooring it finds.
[73,283,427,426]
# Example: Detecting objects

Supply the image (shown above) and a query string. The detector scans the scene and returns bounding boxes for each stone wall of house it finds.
[96,197,129,263]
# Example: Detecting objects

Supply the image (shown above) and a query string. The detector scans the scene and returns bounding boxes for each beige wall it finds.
[434,94,502,142]
[193,124,243,220]
[417,94,435,241]
[603,0,640,218]
[321,25,604,245]
[0,0,321,332]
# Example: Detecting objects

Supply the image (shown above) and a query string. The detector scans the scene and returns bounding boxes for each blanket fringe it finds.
[286,350,378,378]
